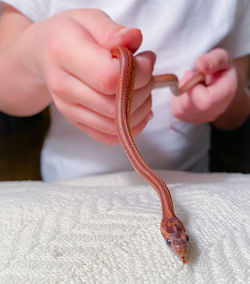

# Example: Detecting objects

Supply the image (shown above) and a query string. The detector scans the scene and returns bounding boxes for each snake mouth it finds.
[171,240,187,257]
[173,245,187,257]
[175,249,186,257]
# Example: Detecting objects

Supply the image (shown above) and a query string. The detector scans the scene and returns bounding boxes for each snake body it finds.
[112,46,204,264]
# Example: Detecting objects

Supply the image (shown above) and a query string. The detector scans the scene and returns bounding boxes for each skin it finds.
[0,4,249,146]
[172,49,250,128]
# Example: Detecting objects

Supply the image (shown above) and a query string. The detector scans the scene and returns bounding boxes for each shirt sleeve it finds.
[0,0,52,22]
[219,0,250,59]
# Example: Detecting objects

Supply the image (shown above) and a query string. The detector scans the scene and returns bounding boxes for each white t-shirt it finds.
[1,0,250,181]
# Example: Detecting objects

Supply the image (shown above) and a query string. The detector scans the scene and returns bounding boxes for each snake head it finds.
[161,217,189,258]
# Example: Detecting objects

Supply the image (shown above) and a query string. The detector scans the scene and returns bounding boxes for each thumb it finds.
[194,48,231,74]
[67,9,142,52]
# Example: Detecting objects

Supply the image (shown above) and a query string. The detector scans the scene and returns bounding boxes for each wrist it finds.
[16,22,45,83]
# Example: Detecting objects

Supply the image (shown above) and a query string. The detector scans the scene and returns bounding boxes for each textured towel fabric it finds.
[0,170,249,284]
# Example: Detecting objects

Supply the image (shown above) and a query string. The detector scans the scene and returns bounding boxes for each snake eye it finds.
[186,235,189,242]
[166,239,171,246]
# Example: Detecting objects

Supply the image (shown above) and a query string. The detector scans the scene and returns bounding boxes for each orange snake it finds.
[112,46,205,264]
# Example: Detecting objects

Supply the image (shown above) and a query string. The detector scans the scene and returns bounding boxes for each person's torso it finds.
[41,0,238,181]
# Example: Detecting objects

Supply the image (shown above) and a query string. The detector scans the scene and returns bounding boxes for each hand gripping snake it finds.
[112,46,205,264]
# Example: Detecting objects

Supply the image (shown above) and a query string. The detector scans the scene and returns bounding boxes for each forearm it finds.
[0,4,51,116]
[0,32,51,116]
[211,83,250,130]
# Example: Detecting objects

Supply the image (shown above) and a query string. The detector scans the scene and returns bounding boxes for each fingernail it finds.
[114,27,135,38]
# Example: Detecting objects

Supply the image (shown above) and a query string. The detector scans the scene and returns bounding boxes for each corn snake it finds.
[112,46,205,264]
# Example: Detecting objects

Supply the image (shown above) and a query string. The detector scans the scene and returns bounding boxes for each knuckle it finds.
[211,48,230,67]
[48,74,65,96]
[46,29,64,60]
[46,18,71,60]
[89,8,109,18]
[104,120,117,135]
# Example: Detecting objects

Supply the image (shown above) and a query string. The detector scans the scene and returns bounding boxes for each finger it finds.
[189,67,237,111]
[66,9,142,51]
[195,48,231,74]
[51,71,116,118]
[52,95,117,135]
[51,69,153,119]
[130,97,153,127]
[53,93,153,137]
[54,22,154,94]
[178,70,208,93]
[171,94,219,123]
[68,109,152,145]
[130,80,153,113]
[130,113,153,138]
[133,51,156,90]
[171,67,237,122]
[73,122,120,145]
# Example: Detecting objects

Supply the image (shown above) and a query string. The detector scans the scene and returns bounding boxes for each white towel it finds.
[0,170,249,283]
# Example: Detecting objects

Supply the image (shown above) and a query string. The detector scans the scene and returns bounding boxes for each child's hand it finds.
[171,48,237,124]
[29,9,155,145]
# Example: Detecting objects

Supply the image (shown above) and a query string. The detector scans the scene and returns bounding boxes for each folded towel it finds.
[0,170,249,283]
